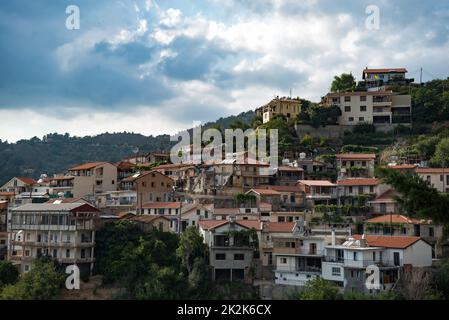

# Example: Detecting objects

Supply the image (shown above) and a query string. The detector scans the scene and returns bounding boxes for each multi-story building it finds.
[198,218,262,282]
[122,171,174,209]
[67,162,118,198]
[255,97,302,124]
[322,234,433,293]
[0,192,14,204]
[363,214,446,258]
[323,91,412,127]
[336,153,376,179]
[297,180,337,209]
[368,189,401,215]
[8,202,99,274]
[0,201,7,232]
[416,168,449,193]
[259,185,306,212]
[336,178,389,207]
[0,177,36,194]
[362,67,414,91]
[273,166,304,186]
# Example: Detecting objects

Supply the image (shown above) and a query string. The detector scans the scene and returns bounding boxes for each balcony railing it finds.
[273,248,324,256]
[323,257,402,268]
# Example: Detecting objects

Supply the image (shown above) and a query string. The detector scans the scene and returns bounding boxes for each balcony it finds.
[274,248,324,256]
[323,256,402,268]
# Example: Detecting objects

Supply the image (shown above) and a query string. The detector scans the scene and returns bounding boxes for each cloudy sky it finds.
[1,0,449,142]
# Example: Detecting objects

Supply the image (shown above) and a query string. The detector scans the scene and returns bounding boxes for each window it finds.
[234,254,244,260]
[360,105,367,112]
[358,186,364,194]
[25,250,30,257]
[353,252,358,261]
[197,210,201,215]
[332,267,341,276]
[429,227,434,237]
[344,96,351,102]
[440,175,444,182]
[112,180,115,185]
[348,117,354,122]
[349,186,353,193]
[369,186,374,193]
[345,106,351,112]
[66,249,70,258]
[360,96,367,102]
[373,252,376,261]
[362,161,367,166]
[280,258,287,264]
[151,182,155,187]
[215,253,226,260]
[359,117,365,122]
[24,265,30,272]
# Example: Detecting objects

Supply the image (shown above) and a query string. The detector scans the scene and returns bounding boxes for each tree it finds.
[431,137,449,167]
[176,227,207,276]
[0,261,19,287]
[250,116,263,129]
[296,277,341,300]
[0,258,64,300]
[331,73,356,92]
[397,269,437,300]
[375,168,449,225]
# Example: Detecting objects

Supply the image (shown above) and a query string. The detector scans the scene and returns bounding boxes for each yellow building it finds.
[255,97,302,123]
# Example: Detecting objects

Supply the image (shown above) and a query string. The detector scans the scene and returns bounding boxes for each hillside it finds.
[0,111,254,185]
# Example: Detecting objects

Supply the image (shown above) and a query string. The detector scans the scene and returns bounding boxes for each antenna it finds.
[420,67,423,85]
[289,88,292,98]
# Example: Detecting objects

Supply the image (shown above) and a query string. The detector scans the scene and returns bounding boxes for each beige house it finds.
[65,162,118,198]
[255,97,302,123]
[323,91,411,126]
[416,168,449,193]
[336,153,376,179]
[0,177,36,194]
[297,180,337,209]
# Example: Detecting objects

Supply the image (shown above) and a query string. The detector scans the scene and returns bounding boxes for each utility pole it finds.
[420,67,423,85]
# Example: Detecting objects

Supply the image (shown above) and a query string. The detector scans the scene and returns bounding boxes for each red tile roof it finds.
[352,234,423,249]
[337,178,379,186]
[115,161,136,170]
[260,185,301,192]
[130,215,171,223]
[364,214,426,225]
[70,162,107,171]
[141,202,181,209]
[363,68,407,74]
[298,180,336,187]
[371,189,400,203]
[18,177,37,185]
[0,192,15,196]
[336,153,376,160]
[266,222,295,233]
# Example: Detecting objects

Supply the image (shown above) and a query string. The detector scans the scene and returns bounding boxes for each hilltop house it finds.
[255,97,302,123]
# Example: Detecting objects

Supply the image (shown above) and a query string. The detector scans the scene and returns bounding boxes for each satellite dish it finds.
[132,147,139,154]
[299,153,306,159]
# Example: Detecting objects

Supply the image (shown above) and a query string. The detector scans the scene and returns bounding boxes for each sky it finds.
[1,0,449,142]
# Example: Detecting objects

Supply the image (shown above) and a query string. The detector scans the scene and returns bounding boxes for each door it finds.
[309,243,317,255]
[393,252,400,266]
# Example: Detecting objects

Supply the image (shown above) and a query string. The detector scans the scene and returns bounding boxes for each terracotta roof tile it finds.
[141,202,181,209]
[352,234,423,249]
[70,162,107,171]
[337,178,379,186]
[266,222,295,233]
[416,168,449,174]
[364,214,427,225]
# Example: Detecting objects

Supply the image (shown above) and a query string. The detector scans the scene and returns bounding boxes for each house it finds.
[273,166,304,186]
[336,153,376,179]
[67,162,118,198]
[297,180,337,209]
[181,203,214,228]
[146,152,170,164]
[322,234,433,293]
[259,185,305,212]
[255,97,302,123]
[128,215,172,233]
[363,214,446,258]
[198,218,263,282]
[297,159,328,179]
[153,163,195,191]
[8,202,100,274]
[0,192,15,204]
[246,188,281,212]
[139,202,183,232]
[368,189,401,215]
[416,168,449,193]
[129,171,174,209]
[0,177,36,194]
[212,208,262,221]
[362,67,413,90]
[95,190,137,214]
[336,178,389,207]
[272,221,348,286]
[115,161,136,183]
[323,91,412,127]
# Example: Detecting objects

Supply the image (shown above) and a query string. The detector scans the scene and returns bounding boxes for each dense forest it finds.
[0,111,254,185]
